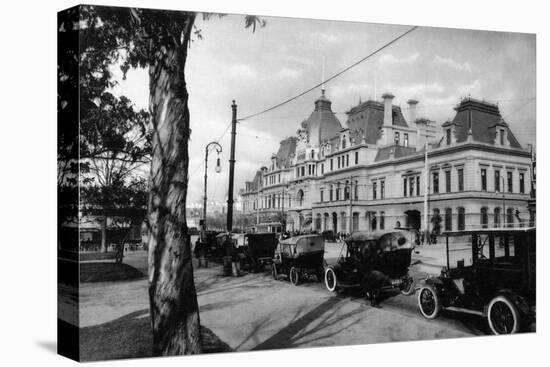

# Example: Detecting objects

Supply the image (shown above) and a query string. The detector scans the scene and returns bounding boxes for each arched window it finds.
[480,207,488,229]
[506,208,514,228]
[344,181,350,200]
[336,183,340,201]
[458,207,466,230]
[342,136,347,149]
[494,207,501,228]
[341,212,347,232]
[380,211,385,230]
[329,185,333,201]
[371,212,377,231]
[297,190,304,207]
[352,212,359,231]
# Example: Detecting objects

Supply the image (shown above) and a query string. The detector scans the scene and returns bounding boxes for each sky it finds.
[112,13,536,206]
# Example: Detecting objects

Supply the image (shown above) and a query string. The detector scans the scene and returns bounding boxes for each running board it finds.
[444,306,484,316]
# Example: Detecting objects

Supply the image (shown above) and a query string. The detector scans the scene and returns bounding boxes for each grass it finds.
[80,309,232,361]
[80,262,145,283]
[80,252,116,261]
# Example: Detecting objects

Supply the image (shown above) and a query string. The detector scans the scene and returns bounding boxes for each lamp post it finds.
[202,141,222,239]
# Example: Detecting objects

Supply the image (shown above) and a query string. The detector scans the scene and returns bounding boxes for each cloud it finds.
[225,64,258,79]
[273,67,302,80]
[310,31,340,43]
[433,55,472,72]
[378,52,420,65]
[456,79,482,95]
[394,82,445,97]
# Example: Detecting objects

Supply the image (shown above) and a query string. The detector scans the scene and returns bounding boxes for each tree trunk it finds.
[100,216,107,253]
[147,15,201,356]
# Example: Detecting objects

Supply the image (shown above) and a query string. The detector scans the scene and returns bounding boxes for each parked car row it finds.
[194,227,536,335]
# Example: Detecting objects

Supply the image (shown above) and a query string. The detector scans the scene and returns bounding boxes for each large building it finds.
[239,88,533,235]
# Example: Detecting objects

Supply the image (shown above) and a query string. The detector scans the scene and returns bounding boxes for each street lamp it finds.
[202,141,222,238]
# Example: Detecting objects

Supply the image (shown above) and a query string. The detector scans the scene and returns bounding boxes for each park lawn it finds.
[80,252,116,261]
[80,310,232,361]
[80,262,145,283]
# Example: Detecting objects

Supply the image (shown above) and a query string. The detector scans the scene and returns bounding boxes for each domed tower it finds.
[301,89,342,147]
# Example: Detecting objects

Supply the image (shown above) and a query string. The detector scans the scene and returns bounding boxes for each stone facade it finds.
[239,89,533,234]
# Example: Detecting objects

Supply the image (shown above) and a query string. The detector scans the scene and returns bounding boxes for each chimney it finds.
[407,99,418,124]
[382,93,395,125]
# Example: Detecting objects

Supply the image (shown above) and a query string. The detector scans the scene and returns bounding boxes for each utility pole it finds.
[256,177,260,231]
[423,138,429,241]
[226,100,238,232]
[348,176,353,233]
[281,185,285,233]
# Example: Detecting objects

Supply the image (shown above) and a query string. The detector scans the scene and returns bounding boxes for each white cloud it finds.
[225,64,258,79]
[456,79,482,95]
[395,82,445,97]
[433,55,472,72]
[273,67,302,80]
[378,52,420,65]
[310,31,340,43]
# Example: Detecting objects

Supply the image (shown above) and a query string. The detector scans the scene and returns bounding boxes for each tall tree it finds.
[78,6,264,355]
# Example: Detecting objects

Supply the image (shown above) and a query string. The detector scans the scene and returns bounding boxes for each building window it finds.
[355,151,359,164]
[500,129,505,145]
[321,164,324,175]
[329,185,333,201]
[433,172,439,194]
[403,177,407,197]
[301,166,305,177]
[341,212,347,232]
[394,131,400,145]
[458,168,464,192]
[297,190,304,206]
[371,212,377,231]
[416,176,420,196]
[445,170,451,193]
[373,181,377,200]
[342,137,346,149]
[520,172,525,193]
[330,159,333,170]
[458,207,465,230]
[380,180,385,199]
[495,170,500,192]
[320,189,324,202]
[346,154,349,167]
[444,208,452,231]
[506,208,514,228]
[480,207,488,229]
[446,129,451,145]
[344,182,350,200]
[494,207,501,228]
[507,171,513,193]
[404,133,409,147]
[354,181,359,200]
[409,176,415,197]
[481,168,487,191]
[337,157,341,169]
[380,211,385,230]
[336,184,340,201]
[352,213,359,231]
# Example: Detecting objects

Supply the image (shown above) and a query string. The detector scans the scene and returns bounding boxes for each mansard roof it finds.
[346,100,409,145]
[447,97,522,148]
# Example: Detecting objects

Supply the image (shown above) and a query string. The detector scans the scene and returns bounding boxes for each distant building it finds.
[240,88,533,235]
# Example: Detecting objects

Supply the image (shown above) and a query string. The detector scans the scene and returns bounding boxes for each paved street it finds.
[76,245,491,352]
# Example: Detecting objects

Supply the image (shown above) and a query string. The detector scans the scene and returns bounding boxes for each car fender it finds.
[488,289,533,320]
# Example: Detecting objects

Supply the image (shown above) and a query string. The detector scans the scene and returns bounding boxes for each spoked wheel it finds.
[418,286,441,319]
[289,266,300,286]
[271,263,278,280]
[325,267,338,292]
[487,295,520,335]
[400,277,416,296]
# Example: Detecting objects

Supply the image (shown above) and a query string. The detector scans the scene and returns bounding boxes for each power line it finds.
[238,25,418,122]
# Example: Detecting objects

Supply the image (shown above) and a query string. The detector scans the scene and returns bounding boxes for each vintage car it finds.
[417,228,536,335]
[324,230,415,297]
[272,234,326,285]
[236,232,278,272]
[193,230,222,259]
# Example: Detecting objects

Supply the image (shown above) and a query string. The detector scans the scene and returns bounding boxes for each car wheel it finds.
[400,277,416,296]
[289,267,300,286]
[418,286,441,319]
[325,267,338,292]
[271,263,278,280]
[487,295,521,335]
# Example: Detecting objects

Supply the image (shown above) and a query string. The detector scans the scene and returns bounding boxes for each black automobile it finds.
[324,230,416,299]
[272,234,326,285]
[193,230,222,259]
[237,232,278,272]
[417,228,535,335]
